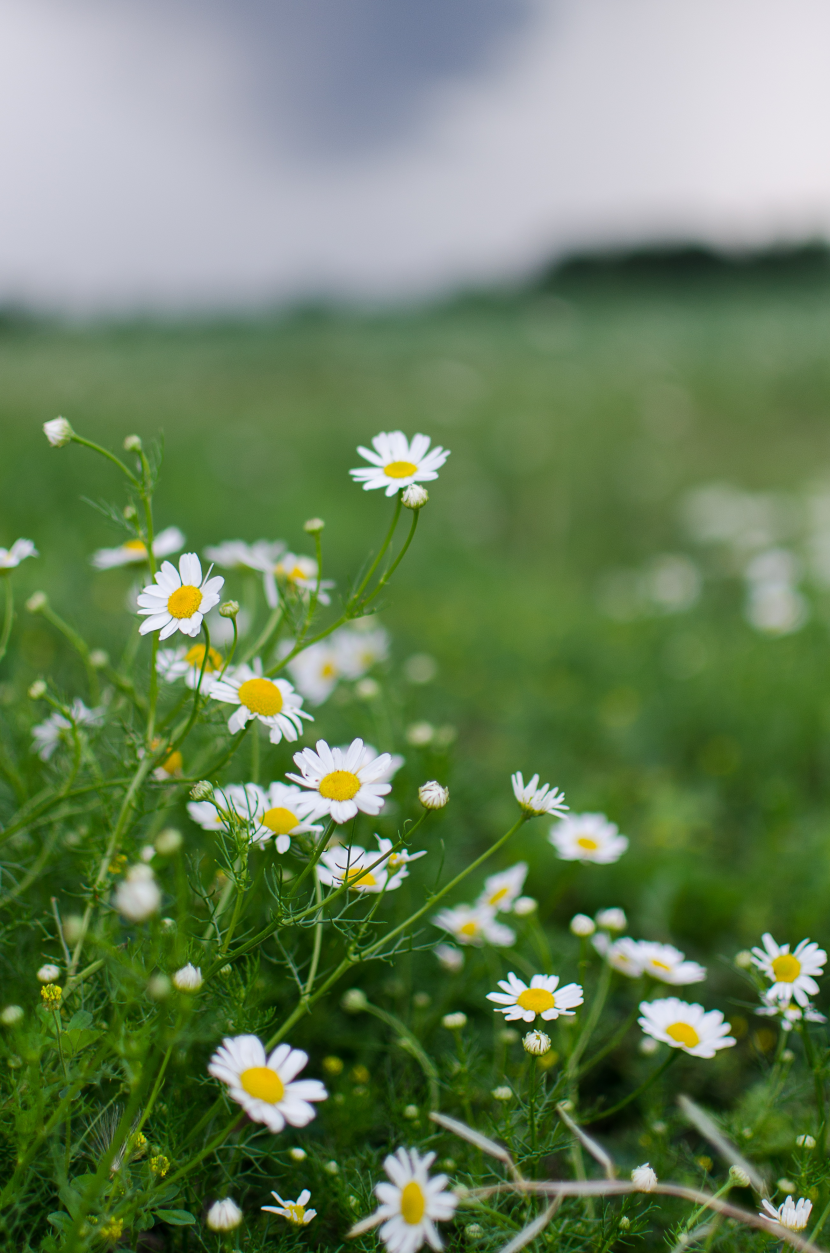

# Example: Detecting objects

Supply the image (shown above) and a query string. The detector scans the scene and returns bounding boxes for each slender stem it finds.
[286,820,335,901]
[304,872,324,995]
[801,1022,826,1150]
[366,508,419,604]
[577,1002,641,1078]
[364,1002,440,1108]
[352,494,403,602]
[568,960,612,1080]
[528,1055,538,1157]
[40,604,99,704]
[0,579,13,665]
[69,434,141,487]
[241,606,280,665]
[586,1050,678,1124]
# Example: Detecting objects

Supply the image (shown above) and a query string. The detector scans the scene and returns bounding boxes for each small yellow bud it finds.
[149,1154,170,1177]
[40,984,62,1005]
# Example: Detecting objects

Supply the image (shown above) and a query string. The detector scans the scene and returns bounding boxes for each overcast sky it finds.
[2,0,830,312]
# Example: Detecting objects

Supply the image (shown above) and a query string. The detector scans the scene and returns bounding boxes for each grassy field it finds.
[3,260,830,981]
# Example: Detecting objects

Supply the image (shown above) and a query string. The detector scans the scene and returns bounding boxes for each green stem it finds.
[364,1002,440,1108]
[241,605,281,665]
[69,434,141,487]
[286,819,335,901]
[304,873,324,995]
[352,494,403,602]
[40,604,99,704]
[801,1022,826,1150]
[586,1050,679,1124]
[577,1002,641,1078]
[567,960,612,1080]
[0,579,13,665]
[366,507,419,604]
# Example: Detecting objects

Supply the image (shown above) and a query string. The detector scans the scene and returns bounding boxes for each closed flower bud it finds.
[37,964,61,983]
[595,908,626,931]
[797,1134,816,1149]
[89,649,109,669]
[123,434,142,452]
[303,517,325,534]
[513,896,537,916]
[631,1164,658,1191]
[419,780,449,809]
[61,915,84,945]
[289,1147,307,1162]
[323,1160,339,1175]
[1,1005,24,1026]
[570,913,595,937]
[155,827,183,855]
[115,864,161,922]
[465,1224,484,1239]
[523,1030,551,1056]
[123,504,138,520]
[147,974,171,999]
[734,950,753,969]
[442,1012,467,1030]
[206,1199,242,1231]
[341,988,368,1013]
[28,679,47,699]
[190,780,214,801]
[492,1086,513,1101]
[403,1104,419,1119]
[402,484,429,509]
[43,416,74,447]
[729,1166,751,1186]
[219,600,239,618]
[26,592,47,613]
[173,963,203,992]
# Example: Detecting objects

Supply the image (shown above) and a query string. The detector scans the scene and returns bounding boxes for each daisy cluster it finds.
[750,932,827,1031]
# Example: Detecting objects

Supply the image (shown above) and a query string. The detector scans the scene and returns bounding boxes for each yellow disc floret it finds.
[238,678,283,717]
[516,988,556,1014]
[400,1181,426,1224]
[240,1066,285,1104]
[184,643,223,673]
[262,807,298,836]
[123,539,147,554]
[576,836,599,851]
[666,1021,700,1048]
[318,770,361,801]
[772,953,801,982]
[167,585,203,619]
[384,460,418,479]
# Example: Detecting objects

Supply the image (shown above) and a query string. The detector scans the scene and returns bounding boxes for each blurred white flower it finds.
[477,864,526,913]
[550,813,628,864]
[432,904,515,948]
[441,1012,467,1030]
[638,998,736,1058]
[92,525,184,570]
[0,539,37,571]
[206,1199,242,1232]
[513,896,537,916]
[32,700,104,761]
[435,944,464,973]
[570,914,596,937]
[637,941,706,986]
[156,641,224,692]
[511,772,568,817]
[595,908,627,932]
[593,934,644,977]
[114,865,161,922]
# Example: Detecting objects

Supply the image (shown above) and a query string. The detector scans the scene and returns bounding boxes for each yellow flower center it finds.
[184,643,223,673]
[488,886,509,905]
[576,836,599,851]
[384,460,418,479]
[349,869,378,888]
[123,539,147,554]
[319,770,361,801]
[666,1021,700,1048]
[651,960,671,972]
[167,585,203,619]
[321,662,337,677]
[516,987,556,1014]
[285,1204,305,1224]
[161,749,183,775]
[772,953,801,982]
[238,677,283,716]
[400,1181,426,1225]
[263,807,299,836]
[240,1066,285,1104]
[459,921,479,937]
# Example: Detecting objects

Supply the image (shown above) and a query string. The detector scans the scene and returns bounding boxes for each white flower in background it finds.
[208,1035,327,1132]
[0,539,37,571]
[477,864,527,913]
[750,933,826,1006]
[755,993,827,1032]
[637,941,707,986]
[92,525,184,570]
[441,1012,467,1030]
[32,700,104,761]
[210,660,312,744]
[204,538,285,572]
[550,813,629,864]
[487,972,584,1023]
[350,432,450,497]
[114,865,161,922]
[435,944,464,973]
[523,1030,551,1056]
[631,1164,658,1192]
[188,782,264,834]
[317,840,415,894]
[156,641,225,692]
[1,1005,24,1025]
[37,964,61,983]
[286,624,389,705]
[287,640,342,705]
[432,904,515,948]
[595,908,627,932]
[287,738,392,824]
[511,772,568,817]
[272,552,333,606]
[638,998,736,1058]
[363,1146,457,1253]
[644,554,701,614]
[374,836,428,874]
[43,416,74,446]
[137,554,224,640]
[593,934,645,977]
[570,914,596,937]
[206,1199,243,1231]
[262,1189,316,1225]
[249,782,323,853]
[335,622,390,677]
[760,1197,813,1232]
[173,963,203,991]
[513,896,537,916]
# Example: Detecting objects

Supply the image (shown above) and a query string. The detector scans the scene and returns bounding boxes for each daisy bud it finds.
[492,1086,513,1101]
[123,434,142,452]
[620,1217,630,1229]
[1,1005,24,1026]
[639,1036,660,1055]
[413,992,431,1008]
[403,1104,419,1119]
[43,416,74,447]
[89,649,109,669]
[500,1027,519,1044]
[115,864,161,922]
[797,1134,816,1149]
[435,944,464,973]
[61,915,84,945]
[219,600,239,618]
[323,1161,339,1175]
[595,908,626,932]
[160,917,177,932]
[777,1178,796,1193]
[734,950,753,969]
[123,504,138,520]
[206,1198,242,1231]
[28,679,47,699]
[147,974,171,999]
[155,827,183,855]
[190,780,214,801]
[523,1030,551,1056]
[631,1164,658,1192]
[782,1049,795,1063]
[140,845,155,862]
[442,1012,468,1030]
[729,1166,751,1186]
[419,781,449,809]
[173,963,203,992]
[402,484,429,509]
[303,517,325,534]
[341,988,368,1014]
[407,721,434,746]
[289,1147,307,1162]
[356,677,380,700]
[26,592,47,613]
[465,1224,484,1239]
[37,964,61,983]
[570,913,596,937]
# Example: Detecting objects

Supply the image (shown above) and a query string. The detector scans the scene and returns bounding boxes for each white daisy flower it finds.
[32,700,104,761]
[435,944,464,973]
[350,432,450,497]
[137,554,224,641]
[638,997,736,1058]
[593,934,645,977]
[550,813,629,864]
[187,782,319,853]
[208,1034,327,1132]
[317,835,426,894]
[287,640,342,705]
[637,941,706,986]
[334,621,390,678]
[210,659,312,744]
[511,771,568,817]
[366,1146,457,1253]
[760,1197,813,1232]
[287,738,392,825]
[750,932,826,1007]
[156,641,225,692]
[262,1189,316,1225]
[0,538,37,571]
[203,538,285,572]
[92,525,184,570]
[476,863,528,913]
[272,552,333,607]
[755,993,827,1032]
[431,904,515,948]
[486,972,584,1022]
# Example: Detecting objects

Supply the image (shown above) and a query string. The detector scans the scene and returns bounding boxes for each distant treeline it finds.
[541,240,830,290]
